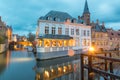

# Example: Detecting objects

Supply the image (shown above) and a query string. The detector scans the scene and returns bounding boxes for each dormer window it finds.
[71,19,76,23]
[111,33,114,35]
[66,18,70,23]
[46,16,52,20]
[54,17,60,22]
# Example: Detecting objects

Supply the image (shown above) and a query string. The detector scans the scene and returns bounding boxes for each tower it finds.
[82,0,90,25]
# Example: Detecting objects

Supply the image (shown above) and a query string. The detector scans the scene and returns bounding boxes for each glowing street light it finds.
[89,47,95,52]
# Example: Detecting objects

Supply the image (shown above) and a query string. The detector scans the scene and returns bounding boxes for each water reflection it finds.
[34,54,81,80]
[0,50,36,80]
[0,51,11,74]
[0,50,81,80]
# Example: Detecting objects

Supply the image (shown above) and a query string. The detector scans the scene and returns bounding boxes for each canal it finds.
[0,50,36,80]
[0,50,81,80]
[1,50,118,80]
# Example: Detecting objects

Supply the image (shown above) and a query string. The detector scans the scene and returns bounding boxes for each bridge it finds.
[17,41,32,46]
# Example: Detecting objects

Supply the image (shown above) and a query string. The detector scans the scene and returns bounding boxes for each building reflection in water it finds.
[34,54,81,80]
[0,50,11,74]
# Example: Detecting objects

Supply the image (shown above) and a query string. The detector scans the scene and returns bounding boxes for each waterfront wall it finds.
[0,44,6,53]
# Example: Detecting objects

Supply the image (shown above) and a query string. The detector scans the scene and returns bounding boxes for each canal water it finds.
[0,50,111,80]
[0,50,36,80]
[0,50,81,80]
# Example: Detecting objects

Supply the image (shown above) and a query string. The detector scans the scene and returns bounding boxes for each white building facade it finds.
[37,11,91,52]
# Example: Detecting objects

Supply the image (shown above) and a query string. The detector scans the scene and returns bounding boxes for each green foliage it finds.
[27,32,35,42]
[0,36,6,44]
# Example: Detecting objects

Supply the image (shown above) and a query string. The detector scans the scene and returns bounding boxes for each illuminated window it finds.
[44,70,50,79]
[64,40,68,47]
[69,40,73,46]
[63,66,67,73]
[36,73,40,80]
[44,40,50,47]
[52,40,57,47]
[83,39,86,46]
[65,28,69,35]
[58,27,62,35]
[52,27,56,35]
[68,65,72,71]
[87,39,90,46]
[58,40,63,47]
[45,26,49,34]
[38,40,42,47]
[51,69,56,77]
[58,67,63,74]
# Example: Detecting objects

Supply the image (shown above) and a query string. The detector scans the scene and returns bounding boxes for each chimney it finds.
[102,21,104,26]
[96,19,99,24]
[78,16,81,20]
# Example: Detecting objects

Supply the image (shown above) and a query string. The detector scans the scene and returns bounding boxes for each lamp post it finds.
[88,47,95,80]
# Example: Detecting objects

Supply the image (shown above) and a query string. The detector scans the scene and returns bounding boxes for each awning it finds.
[37,34,73,39]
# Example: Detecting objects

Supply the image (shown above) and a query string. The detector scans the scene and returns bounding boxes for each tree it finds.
[27,32,35,42]
[0,36,7,44]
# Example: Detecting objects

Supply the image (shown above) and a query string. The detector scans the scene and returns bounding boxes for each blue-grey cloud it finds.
[0,0,120,35]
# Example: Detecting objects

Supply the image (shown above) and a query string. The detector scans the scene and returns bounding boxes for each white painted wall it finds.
[0,44,6,53]
[38,20,91,50]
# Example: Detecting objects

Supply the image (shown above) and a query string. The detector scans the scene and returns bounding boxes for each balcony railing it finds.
[37,46,78,52]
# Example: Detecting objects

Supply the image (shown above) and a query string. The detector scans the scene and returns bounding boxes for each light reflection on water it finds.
[10,58,34,63]
[0,50,36,80]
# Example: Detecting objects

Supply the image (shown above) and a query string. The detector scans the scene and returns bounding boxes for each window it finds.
[45,26,49,34]
[76,29,79,35]
[58,27,62,35]
[81,30,83,36]
[84,30,86,36]
[52,27,56,35]
[87,30,90,36]
[111,33,114,35]
[65,28,69,35]
[71,29,74,35]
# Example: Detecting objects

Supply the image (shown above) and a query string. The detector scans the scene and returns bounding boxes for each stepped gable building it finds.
[81,0,109,50]
[107,28,120,50]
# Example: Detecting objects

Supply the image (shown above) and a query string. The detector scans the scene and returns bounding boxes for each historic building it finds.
[35,0,92,79]
[81,0,109,50]
[0,16,12,53]
[36,10,91,60]
[0,16,12,43]
[107,28,120,50]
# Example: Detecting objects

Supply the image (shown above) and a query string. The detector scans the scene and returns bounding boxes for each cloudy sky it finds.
[0,0,120,35]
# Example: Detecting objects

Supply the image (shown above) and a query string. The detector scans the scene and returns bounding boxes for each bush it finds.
[0,36,6,44]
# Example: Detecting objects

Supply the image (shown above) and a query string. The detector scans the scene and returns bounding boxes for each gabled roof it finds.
[92,24,107,32]
[83,0,90,14]
[39,10,73,22]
